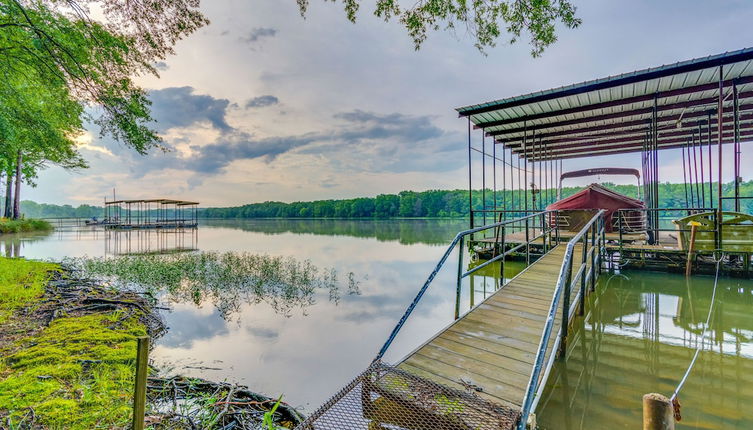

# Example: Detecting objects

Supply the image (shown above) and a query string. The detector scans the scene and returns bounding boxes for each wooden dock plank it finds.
[399,244,584,409]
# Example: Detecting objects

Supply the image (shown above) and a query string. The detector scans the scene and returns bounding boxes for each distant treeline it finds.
[20,201,103,219]
[16,181,753,219]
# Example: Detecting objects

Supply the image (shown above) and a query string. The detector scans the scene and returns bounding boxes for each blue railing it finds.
[373,210,559,362]
[517,209,607,429]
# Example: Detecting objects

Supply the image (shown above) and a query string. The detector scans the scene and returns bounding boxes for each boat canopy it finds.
[547,183,645,232]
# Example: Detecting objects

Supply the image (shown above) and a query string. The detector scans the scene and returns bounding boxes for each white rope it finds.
[670,253,724,402]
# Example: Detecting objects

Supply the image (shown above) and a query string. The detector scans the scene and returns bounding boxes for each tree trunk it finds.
[3,167,12,219]
[12,151,22,219]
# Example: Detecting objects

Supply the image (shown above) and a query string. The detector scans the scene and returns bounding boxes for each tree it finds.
[297,0,581,56]
[1,1,207,217]
[1,0,208,154]
[0,53,87,218]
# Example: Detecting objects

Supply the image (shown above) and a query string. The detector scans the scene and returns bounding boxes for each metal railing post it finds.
[590,224,596,292]
[499,227,506,287]
[525,217,531,265]
[556,211,560,244]
[579,233,587,303]
[600,217,606,273]
[455,236,464,320]
[618,210,624,259]
[559,256,573,358]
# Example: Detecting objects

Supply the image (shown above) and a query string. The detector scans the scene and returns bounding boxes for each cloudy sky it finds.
[27,0,753,206]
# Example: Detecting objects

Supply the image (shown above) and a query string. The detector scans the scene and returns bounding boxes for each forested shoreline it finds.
[17,180,753,219]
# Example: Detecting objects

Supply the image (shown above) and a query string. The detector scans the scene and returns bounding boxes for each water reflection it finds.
[536,271,753,430]
[456,259,528,316]
[0,229,53,257]
[201,218,467,245]
[104,228,199,256]
[73,251,361,319]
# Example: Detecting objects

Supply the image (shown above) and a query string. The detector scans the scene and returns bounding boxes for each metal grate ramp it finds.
[295,361,521,430]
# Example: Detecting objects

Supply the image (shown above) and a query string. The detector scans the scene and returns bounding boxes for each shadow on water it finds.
[536,271,753,430]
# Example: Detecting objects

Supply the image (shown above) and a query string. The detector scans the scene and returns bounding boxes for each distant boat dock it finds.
[103,198,199,229]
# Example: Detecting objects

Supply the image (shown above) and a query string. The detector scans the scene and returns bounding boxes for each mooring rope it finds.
[670,252,724,411]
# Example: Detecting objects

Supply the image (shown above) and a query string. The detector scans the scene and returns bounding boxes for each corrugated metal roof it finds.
[105,199,199,205]
[457,48,753,160]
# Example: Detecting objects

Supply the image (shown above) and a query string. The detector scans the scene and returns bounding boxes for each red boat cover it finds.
[546,183,645,232]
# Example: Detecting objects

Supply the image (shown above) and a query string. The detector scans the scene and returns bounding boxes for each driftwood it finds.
[146,375,304,429]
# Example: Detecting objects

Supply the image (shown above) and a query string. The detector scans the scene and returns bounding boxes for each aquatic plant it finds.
[66,251,361,318]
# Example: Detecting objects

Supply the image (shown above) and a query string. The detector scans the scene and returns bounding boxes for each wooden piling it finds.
[642,393,674,430]
[685,222,700,277]
[132,336,149,430]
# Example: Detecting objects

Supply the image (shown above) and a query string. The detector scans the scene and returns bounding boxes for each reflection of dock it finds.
[104,198,199,229]
[104,228,198,256]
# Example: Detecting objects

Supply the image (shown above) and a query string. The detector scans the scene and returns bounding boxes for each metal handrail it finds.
[518,209,607,429]
[374,210,558,362]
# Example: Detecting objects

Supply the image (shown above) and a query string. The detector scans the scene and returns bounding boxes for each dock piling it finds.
[132,336,149,430]
[642,393,674,430]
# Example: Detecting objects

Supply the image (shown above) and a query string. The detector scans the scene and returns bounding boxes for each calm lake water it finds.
[2,219,753,429]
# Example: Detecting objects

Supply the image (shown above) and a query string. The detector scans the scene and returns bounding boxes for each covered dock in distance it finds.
[457,47,753,273]
[103,198,199,229]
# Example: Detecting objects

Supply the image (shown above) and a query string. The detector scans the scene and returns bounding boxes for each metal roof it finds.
[105,199,199,205]
[457,47,753,160]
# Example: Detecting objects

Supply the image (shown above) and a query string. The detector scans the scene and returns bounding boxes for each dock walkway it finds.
[398,244,584,409]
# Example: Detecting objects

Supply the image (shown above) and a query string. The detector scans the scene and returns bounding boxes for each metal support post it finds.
[455,236,465,320]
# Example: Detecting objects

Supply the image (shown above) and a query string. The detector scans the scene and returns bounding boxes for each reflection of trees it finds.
[0,230,52,257]
[201,219,466,245]
[68,252,362,319]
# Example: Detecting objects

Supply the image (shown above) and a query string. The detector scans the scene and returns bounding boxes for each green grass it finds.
[0,218,53,234]
[0,257,58,323]
[0,257,146,429]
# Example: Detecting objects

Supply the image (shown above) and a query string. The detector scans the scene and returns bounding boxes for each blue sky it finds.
[27,0,753,206]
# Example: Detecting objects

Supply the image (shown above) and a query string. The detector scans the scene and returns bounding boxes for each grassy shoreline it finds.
[0,256,303,429]
[0,218,53,234]
[0,257,148,428]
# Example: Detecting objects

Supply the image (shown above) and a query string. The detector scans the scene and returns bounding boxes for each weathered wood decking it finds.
[398,244,582,409]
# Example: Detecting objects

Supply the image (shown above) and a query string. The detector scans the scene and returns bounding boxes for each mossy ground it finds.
[0,218,53,234]
[0,257,145,429]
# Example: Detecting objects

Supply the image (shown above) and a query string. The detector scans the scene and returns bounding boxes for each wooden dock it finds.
[398,244,585,410]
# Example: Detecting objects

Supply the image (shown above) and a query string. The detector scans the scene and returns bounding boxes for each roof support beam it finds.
[493,102,753,143]
[474,75,753,130]
[517,128,753,161]
[486,91,753,138]
[555,134,750,160]
[505,113,753,150]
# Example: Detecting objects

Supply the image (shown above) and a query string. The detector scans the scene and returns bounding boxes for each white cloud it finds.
[23,0,753,205]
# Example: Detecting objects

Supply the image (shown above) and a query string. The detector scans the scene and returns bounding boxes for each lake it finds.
[2,218,753,429]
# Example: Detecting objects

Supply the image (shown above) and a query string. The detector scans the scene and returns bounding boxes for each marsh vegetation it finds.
[66,251,362,319]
